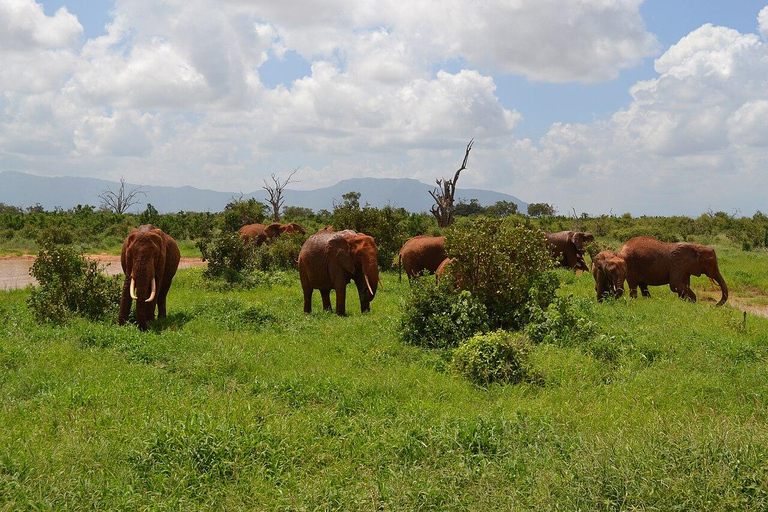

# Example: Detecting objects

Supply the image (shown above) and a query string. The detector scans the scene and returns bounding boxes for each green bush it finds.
[27,243,121,324]
[526,295,598,347]
[452,330,532,385]
[445,217,556,329]
[197,232,257,283]
[399,276,489,349]
[252,233,306,270]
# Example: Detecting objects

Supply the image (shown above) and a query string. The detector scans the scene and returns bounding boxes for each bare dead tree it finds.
[263,167,300,222]
[98,177,146,214]
[429,139,473,228]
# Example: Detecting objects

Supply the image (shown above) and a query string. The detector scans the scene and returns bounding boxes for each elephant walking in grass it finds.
[618,236,728,305]
[239,222,306,246]
[119,225,181,331]
[299,230,380,316]
[398,235,447,281]
[591,251,627,302]
[545,231,593,272]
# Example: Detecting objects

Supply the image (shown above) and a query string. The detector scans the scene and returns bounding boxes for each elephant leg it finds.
[303,287,313,314]
[335,286,347,316]
[640,284,651,298]
[320,290,332,312]
[118,276,132,325]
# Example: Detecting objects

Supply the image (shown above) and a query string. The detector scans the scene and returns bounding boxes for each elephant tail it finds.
[398,253,402,282]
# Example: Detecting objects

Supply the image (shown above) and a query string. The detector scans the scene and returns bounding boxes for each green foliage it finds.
[138,203,160,226]
[399,276,489,349]
[251,233,306,271]
[27,242,121,324]
[486,200,519,217]
[445,217,556,328]
[527,202,556,217]
[221,198,267,232]
[454,198,486,217]
[452,330,532,385]
[526,295,598,347]
[197,232,257,283]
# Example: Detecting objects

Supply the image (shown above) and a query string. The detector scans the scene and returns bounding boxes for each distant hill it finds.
[0,171,527,214]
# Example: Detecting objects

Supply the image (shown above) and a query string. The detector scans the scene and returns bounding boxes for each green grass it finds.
[2,251,768,509]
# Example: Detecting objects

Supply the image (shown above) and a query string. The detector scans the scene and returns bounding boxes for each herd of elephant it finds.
[118,223,727,331]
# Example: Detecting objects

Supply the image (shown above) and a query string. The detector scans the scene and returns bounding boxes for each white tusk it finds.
[145,278,156,303]
[130,278,137,300]
[365,274,374,297]
[378,276,384,291]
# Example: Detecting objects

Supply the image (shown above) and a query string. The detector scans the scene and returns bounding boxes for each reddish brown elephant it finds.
[299,230,380,316]
[119,225,180,331]
[545,231,592,271]
[591,250,627,302]
[398,235,447,281]
[239,222,306,246]
[617,236,728,305]
[435,257,452,282]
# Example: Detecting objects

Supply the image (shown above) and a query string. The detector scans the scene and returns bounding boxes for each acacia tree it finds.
[429,139,473,228]
[98,177,146,214]
[263,167,299,222]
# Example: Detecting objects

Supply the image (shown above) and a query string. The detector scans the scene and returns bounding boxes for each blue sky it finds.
[5,0,768,215]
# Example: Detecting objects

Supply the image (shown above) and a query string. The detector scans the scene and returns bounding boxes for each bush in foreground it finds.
[452,330,533,385]
[445,217,557,328]
[399,275,488,349]
[28,242,121,324]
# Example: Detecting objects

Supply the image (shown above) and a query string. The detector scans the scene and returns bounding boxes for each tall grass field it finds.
[1,248,768,509]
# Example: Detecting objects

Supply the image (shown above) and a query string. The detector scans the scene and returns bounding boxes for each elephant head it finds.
[255,223,282,245]
[591,251,626,302]
[329,232,379,307]
[280,222,306,235]
[677,244,729,306]
[569,231,595,251]
[120,225,167,331]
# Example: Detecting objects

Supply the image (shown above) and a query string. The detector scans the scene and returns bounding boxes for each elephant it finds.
[119,225,181,331]
[239,222,306,246]
[544,231,592,272]
[617,236,728,305]
[591,251,627,302]
[398,235,447,281]
[435,257,452,282]
[299,229,380,316]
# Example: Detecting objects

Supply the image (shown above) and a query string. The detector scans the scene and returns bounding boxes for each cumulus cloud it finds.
[2,1,768,215]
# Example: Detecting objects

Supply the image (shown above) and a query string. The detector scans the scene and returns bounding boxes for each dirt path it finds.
[0,254,206,291]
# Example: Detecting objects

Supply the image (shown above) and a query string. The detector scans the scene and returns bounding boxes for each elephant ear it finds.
[571,232,585,249]
[328,236,355,274]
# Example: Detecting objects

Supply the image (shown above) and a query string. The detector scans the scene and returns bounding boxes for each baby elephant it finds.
[591,251,627,302]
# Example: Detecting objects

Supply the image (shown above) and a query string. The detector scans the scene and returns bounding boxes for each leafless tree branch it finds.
[263,167,300,222]
[98,177,146,214]
[429,139,473,227]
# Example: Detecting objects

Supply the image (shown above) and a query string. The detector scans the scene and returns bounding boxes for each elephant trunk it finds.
[713,270,728,306]
[132,264,156,331]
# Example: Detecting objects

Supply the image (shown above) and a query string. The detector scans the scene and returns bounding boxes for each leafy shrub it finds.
[36,226,74,246]
[27,242,121,324]
[220,198,267,232]
[399,276,489,349]
[452,330,532,385]
[526,295,597,347]
[197,232,257,283]
[252,233,306,270]
[445,217,556,328]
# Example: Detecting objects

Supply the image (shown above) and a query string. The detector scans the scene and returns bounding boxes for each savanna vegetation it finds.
[2,198,768,508]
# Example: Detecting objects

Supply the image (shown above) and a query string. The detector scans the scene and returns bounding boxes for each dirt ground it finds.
[0,254,206,291]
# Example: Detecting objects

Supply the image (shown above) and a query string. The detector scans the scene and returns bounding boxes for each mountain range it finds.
[0,171,527,214]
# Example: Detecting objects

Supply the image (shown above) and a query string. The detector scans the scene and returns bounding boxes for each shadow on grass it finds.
[148,312,192,333]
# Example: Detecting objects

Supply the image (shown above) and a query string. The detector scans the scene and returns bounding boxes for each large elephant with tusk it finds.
[119,225,181,331]
[298,229,379,316]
